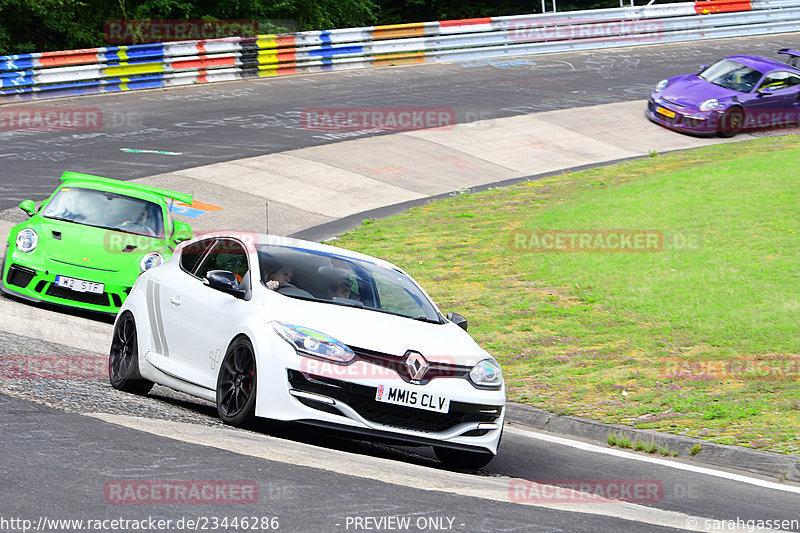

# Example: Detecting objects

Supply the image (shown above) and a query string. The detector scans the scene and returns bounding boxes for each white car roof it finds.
[189,232,406,274]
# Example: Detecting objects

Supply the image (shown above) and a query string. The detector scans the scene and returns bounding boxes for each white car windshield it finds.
[258,244,442,323]
[700,59,764,93]
[42,186,165,238]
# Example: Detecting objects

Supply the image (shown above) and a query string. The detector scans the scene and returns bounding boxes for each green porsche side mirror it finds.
[19,200,36,217]
[173,221,193,243]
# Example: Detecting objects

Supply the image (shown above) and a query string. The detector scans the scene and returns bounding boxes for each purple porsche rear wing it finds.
[778,49,800,67]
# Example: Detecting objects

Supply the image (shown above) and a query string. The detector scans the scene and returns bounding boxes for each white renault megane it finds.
[109,233,505,468]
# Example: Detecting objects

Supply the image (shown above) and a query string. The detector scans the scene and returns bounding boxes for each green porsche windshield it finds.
[42,186,166,239]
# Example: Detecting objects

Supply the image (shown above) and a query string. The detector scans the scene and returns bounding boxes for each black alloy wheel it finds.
[217,336,257,427]
[109,312,153,395]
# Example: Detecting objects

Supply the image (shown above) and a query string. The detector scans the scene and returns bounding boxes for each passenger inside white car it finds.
[256,244,440,322]
[265,265,294,290]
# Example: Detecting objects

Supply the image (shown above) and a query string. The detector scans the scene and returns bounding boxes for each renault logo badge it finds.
[404,351,429,381]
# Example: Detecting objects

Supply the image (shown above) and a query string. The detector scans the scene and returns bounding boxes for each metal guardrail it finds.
[1,0,799,103]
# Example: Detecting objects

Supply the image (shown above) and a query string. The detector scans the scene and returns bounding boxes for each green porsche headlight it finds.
[15,228,38,253]
[139,252,164,272]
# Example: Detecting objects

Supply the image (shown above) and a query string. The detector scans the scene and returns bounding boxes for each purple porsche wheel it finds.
[718,107,744,138]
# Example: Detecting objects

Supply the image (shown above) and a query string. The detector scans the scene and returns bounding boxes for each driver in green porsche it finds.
[0,172,194,316]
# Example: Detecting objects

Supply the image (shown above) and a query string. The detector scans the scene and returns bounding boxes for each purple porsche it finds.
[647,49,800,137]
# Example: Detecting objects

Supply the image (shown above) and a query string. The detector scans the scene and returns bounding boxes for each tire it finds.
[717,107,744,138]
[216,336,257,427]
[109,312,154,395]
[434,446,495,470]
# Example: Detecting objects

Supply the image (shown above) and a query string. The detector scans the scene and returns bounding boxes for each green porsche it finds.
[1,171,194,316]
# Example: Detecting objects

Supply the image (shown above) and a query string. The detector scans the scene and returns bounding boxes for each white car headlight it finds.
[699,98,721,112]
[15,228,38,253]
[655,79,669,92]
[139,251,164,272]
[273,322,355,363]
[470,358,503,388]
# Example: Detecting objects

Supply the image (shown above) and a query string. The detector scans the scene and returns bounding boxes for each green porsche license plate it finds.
[55,275,104,294]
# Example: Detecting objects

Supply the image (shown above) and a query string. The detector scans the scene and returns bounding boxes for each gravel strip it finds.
[0,329,225,428]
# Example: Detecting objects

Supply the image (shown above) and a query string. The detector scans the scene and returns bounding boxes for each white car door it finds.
[158,238,251,391]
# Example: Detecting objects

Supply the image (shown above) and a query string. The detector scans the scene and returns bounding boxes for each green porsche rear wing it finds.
[60,171,194,206]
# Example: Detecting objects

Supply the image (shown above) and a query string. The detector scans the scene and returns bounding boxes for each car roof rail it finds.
[59,171,194,205]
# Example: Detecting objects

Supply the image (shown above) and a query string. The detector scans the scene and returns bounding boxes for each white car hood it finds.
[266,295,490,367]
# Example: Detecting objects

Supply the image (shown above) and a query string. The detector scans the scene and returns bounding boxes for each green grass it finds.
[330,135,800,455]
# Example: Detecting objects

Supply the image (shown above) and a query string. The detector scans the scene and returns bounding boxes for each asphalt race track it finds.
[2,33,800,210]
[2,33,800,532]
